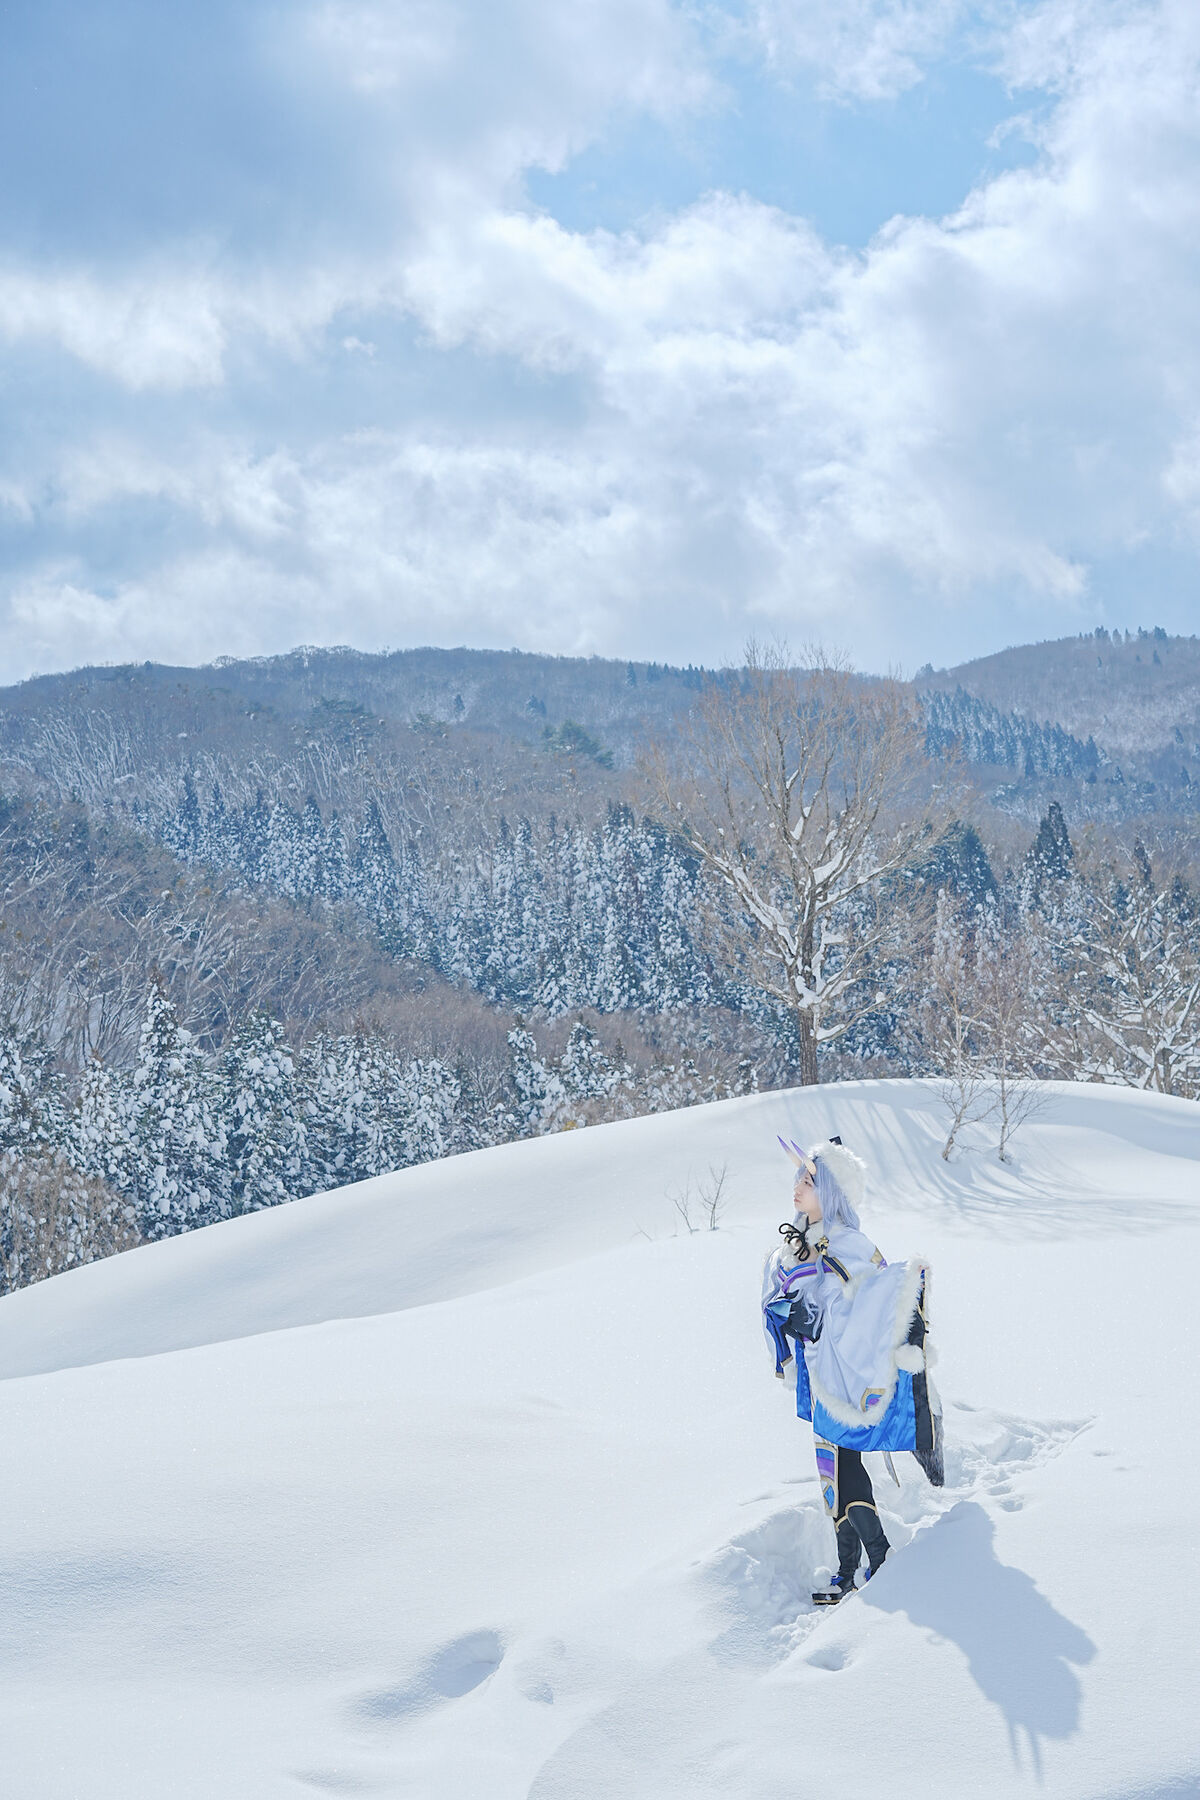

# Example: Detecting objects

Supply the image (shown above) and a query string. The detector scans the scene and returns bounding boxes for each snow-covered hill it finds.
[1,1079,1197,1798]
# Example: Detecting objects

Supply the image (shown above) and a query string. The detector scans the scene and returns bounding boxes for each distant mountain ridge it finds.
[3,629,1199,827]
[918,626,1200,768]
[0,643,708,773]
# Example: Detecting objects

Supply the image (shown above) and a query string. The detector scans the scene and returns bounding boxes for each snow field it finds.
[0,1079,1198,1797]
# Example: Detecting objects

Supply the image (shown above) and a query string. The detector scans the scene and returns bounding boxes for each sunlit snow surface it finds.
[1,1079,1197,1798]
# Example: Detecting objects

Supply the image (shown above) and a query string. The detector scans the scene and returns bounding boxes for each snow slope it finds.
[1,1079,1197,1798]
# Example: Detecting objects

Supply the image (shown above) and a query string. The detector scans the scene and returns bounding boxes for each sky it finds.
[2,0,1200,683]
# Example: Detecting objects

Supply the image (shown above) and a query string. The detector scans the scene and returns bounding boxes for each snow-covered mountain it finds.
[1,1079,1197,1799]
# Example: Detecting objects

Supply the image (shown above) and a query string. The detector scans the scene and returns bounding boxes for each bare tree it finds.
[667,1179,699,1234]
[666,1163,729,1233]
[1039,840,1200,1098]
[649,644,948,1085]
[971,910,1047,1160]
[923,895,994,1159]
[698,1162,729,1229]
[922,894,1050,1161]
[0,1151,140,1295]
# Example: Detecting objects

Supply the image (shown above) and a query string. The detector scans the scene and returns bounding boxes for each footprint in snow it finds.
[703,1403,1086,1653]
[942,1403,1089,1514]
[292,1770,380,1794]
[351,1629,505,1726]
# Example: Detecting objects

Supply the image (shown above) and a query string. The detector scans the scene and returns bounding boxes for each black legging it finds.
[815,1439,890,1577]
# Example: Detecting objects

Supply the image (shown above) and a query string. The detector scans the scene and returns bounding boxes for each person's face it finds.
[793,1166,821,1224]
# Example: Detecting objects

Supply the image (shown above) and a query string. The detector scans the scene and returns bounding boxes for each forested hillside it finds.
[919,625,1200,779]
[3,636,1198,1294]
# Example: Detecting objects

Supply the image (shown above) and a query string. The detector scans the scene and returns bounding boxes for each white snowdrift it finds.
[0,1078,1197,1798]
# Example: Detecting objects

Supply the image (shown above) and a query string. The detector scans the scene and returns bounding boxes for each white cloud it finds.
[0,265,230,391]
[378,0,1200,636]
[0,256,401,390]
[4,0,1200,682]
[741,0,967,100]
[0,0,708,390]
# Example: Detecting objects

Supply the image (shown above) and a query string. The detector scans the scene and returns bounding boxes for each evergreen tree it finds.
[221,1011,300,1212]
[244,790,272,887]
[351,800,401,949]
[295,797,325,902]
[320,812,351,902]
[506,1026,564,1130]
[0,1024,61,1154]
[70,1060,134,1193]
[162,771,202,863]
[198,781,229,868]
[299,1030,395,1187]
[127,978,223,1237]
[266,801,302,900]
[560,1021,622,1100]
[1025,801,1074,892]
[398,1057,461,1165]
[916,821,998,906]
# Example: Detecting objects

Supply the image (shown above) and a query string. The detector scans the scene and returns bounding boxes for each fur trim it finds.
[809,1140,868,1213]
[806,1257,929,1431]
[895,1345,925,1374]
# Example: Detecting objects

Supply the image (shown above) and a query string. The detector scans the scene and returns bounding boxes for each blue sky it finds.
[1,0,1199,682]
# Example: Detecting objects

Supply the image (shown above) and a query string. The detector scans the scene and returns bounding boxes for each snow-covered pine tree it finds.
[506,1025,565,1131]
[162,771,203,863]
[395,834,437,966]
[198,781,230,869]
[319,812,351,903]
[595,811,642,1011]
[220,1010,301,1212]
[915,820,998,907]
[296,797,325,903]
[0,1024,59,1154]
[70,1059,135,1194]
[559,1020,620,1100]
[1024,801,1074,897]
[397,1056,461,1165]
[241,790,272,889]
[350,800,402,952]
[298,1029,395,1187]
[127,977,224,1237]
[266,801,302,901]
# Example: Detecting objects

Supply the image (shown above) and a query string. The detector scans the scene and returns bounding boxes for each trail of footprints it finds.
[709,1401,1089,1667]
[311,1401,1090,1791]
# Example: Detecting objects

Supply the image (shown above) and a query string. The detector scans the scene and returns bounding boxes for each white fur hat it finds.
[776,1133,869,1215]
[809,1138,868,1213]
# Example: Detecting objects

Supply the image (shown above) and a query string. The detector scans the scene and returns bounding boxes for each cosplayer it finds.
[761,1135,943,1605]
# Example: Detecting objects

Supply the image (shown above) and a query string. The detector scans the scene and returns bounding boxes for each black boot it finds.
[811,1571,857,1605]
[812,1520,861,1605]
[847,1502,890,1578]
